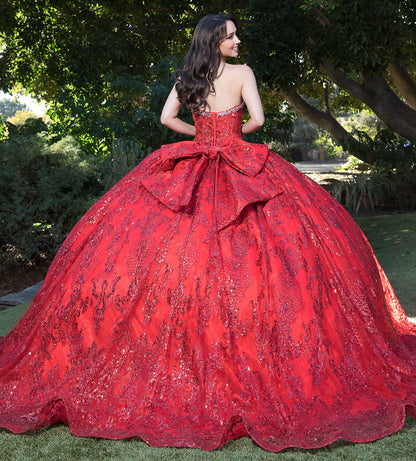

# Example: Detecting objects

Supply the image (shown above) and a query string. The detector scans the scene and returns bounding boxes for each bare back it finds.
[160,62,264,135]
[204,63,244,112]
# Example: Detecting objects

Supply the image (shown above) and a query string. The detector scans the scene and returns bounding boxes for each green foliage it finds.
[332,144,416,214]
[0,126,100,266]
[244,0,416,161]
[1,1,415,161]
[244,0,310,86]
[347,128,416,168]
[314,131,344,157]
[0,1,241,154]
[333,170,392,214]
[333,127,416,213]
[5,116,49,137]
[245,107,293,146]
[98,138,145,191]
[341,110,381,139]
[7,109,39,125]
[339,155,371,172]
[0,121,6,139]
[267,142,297,163]
[281,99,381,162]
[0,114,165,266]
[290,117,319,154]
[0,97,30,119]
[286,114,345,161]
[47,56,194,155]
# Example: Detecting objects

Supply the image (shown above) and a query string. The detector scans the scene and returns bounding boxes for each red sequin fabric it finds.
[1,103,416,452]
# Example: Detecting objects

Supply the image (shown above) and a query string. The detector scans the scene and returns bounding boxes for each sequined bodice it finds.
[193,102,244,146]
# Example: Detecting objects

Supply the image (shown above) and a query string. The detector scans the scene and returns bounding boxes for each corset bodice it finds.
[193,102,244,146]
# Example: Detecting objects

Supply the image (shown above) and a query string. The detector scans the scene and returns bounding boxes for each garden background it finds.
[0,1,416,459]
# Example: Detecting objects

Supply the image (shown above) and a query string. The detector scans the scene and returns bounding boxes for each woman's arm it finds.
[160,86,196,136]
[241,66,265,134]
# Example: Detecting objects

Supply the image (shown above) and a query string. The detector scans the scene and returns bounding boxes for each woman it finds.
[0,13,415,453]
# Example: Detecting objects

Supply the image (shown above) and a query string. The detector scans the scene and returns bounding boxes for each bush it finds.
[0,130,101,266]
[98,138,145,191]
[332,170,391,214]
[338,155,371,172]
[332,164,416,214]
[332,133,416,214]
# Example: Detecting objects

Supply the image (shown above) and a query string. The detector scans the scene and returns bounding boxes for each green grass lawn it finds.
[1,212,416,460]
[356,212,416,317]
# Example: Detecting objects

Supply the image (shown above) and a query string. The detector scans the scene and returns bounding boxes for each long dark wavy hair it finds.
[175,14,238,112]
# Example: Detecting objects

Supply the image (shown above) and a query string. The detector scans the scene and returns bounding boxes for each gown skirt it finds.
[0,103,416,452]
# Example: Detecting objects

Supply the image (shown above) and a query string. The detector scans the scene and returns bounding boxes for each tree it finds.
[244,0,416,163]
[0,97,30,119]
[0,1,240,152]
[7,109,39,125]
[1,1,415,163]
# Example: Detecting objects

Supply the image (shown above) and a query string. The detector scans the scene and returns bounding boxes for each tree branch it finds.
[292,0,331,26]
[320,60,369,103]
[360,72,416,139]
[321,60,416,139]
[387,63,416,110]
[280,87,373,162]
[280,87,348,141]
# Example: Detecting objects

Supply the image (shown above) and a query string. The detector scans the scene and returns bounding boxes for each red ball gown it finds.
[1,103,416,452]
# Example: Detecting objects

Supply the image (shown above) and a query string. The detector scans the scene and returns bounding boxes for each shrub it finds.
[98,138,145,191]
[337,155,371,172]
[332,133,416,214]
[0,131,100,266]
[332,170,391,214]
[332,164,416,214]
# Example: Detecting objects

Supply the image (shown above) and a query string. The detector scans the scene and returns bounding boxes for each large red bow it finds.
[141,140,282,230]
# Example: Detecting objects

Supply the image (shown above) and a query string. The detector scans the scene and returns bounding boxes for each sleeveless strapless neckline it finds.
[197,101,245,116]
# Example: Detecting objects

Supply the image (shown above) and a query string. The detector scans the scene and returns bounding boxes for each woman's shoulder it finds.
[225,63,254,75]
[223,64,255,84]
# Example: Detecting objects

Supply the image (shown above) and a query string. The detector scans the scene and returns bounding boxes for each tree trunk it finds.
[321,60,416,140]
[323,82,330,115]
[387,63,416,110]
[280,88,374,162]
